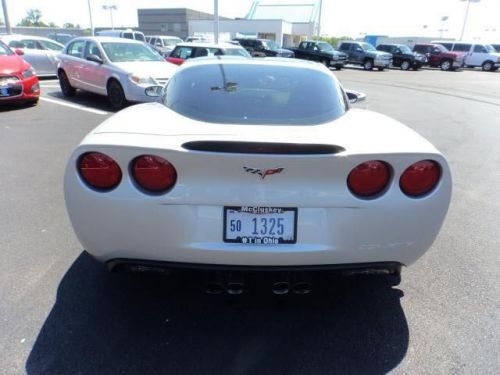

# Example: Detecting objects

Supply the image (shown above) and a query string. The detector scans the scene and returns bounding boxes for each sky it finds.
[1,0,499,41]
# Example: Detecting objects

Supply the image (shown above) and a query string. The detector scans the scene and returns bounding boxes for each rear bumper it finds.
[374,59,391,68]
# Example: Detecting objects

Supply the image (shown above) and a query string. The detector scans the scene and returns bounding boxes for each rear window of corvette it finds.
[163,63,347,125]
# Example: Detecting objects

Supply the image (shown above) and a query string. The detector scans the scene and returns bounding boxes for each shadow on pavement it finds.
[26,252,409,375]
[46,91,117,113]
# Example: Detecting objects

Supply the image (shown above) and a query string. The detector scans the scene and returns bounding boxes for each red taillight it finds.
[400,160,441,197]
[132,155,177,193]
[347,160,391,198]
[78,152,122,190]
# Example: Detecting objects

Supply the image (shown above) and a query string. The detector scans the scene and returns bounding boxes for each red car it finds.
[413,43,466,71]
[0,40,40,105]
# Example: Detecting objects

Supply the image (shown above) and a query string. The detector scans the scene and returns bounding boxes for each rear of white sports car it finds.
[64,59,451,284]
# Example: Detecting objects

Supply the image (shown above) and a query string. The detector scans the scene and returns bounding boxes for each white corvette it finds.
[64,58,451,288]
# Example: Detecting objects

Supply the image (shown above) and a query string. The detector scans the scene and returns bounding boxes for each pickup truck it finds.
[412,43,465,71]
[376,43,427,70]
[338,41,392,71]
[287,40,347,70]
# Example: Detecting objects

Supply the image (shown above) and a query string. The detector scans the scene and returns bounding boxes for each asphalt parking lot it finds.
[1,67,499,374]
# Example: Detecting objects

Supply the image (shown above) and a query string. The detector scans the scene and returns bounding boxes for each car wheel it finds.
[26,99,39,106]
[401,60,411,70]
[440,59,452,71]
[107,80,129,110]
[363,59,374,70]
[377,67,385,71]
[59,70,76,97]
[335,64,343,70]
[482,61,494,71]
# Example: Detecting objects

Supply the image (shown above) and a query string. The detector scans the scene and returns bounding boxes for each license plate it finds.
[224,206,297,244]
[0,87,8,97]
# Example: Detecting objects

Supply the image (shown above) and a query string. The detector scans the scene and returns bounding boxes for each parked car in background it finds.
[288,40,347,70]
[96,29,146,42]
[338,41,392,70]
[47,33,77,45]
[376,44,427,70]
[166,42,251,65]
[57,37,177,109]
[491,44,500,53]
[431,41,500,71]
[146,35,183,57]
[412,43,465,71]
[232,38,294,58]
[185,36,208,43]
[0,34,63,76]
[0,40,40,105]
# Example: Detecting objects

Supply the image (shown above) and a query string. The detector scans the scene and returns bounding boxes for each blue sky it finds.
[2,0,499,41]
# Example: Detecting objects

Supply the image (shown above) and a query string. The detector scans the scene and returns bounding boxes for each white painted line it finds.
[40,96,108,115]
[40,84,60,88]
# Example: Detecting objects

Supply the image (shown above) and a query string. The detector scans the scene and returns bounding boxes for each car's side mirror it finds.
[86,54,103,64]
[145,85,163,97]
[345,90,367,104]
[15,49,24,56]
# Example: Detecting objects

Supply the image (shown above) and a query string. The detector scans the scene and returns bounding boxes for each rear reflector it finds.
[347,160,391,198]
[78,152,122,190]
[400,160,441,197]
[132,155,177,193]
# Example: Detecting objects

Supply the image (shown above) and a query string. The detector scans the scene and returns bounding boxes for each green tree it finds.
[18,8,47,27]
[48,22,59,28]
[63,22,75,28]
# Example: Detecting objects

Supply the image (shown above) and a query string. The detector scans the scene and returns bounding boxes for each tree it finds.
[63,22,75,29]
[48,22,59,28]
[18,8,47,27]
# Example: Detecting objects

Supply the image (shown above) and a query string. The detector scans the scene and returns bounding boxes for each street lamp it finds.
[102,4,117,30]
[87,0,94,36]
[459,0,480,40]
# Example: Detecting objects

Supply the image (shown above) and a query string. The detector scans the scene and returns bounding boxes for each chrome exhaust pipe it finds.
[291,272,312,295]
[271,273,290,295]
[226,272,245,295]
[205,271,224,295]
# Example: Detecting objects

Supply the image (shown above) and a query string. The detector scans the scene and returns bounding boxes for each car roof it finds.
[0,34,64,45]
[147,35,182,39]
[68,36,145,44]
[175,41,244,49]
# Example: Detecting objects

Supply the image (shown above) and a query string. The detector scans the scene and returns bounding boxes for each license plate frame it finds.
[223,206,297,244]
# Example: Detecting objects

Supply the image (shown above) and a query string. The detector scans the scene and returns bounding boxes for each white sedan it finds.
[64,58,451,292]
[57,36,177,109]
[0,34,64,76]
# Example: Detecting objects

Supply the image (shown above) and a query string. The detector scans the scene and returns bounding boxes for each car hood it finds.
[369,50,392,58]
[0,55,30,75]
[112,60,178,78]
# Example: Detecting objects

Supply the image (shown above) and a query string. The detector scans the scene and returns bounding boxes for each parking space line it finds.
[40,97,109,115]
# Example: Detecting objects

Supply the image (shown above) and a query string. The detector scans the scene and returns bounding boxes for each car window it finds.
[162,38,182,46]
[21,40,40,49]
[134,33,145,41]
[155,39,163,47]
[171,46,193,59]
[339,43,350,51]
[164,63,347,125]
[8,40,26,49]
[222,48,251,57]
[0,42,13,55]
[439,43,453,50]
[101,42,164,62]
[84,41,102,59]
[123,32,134,40]
[453,44,471,52]
[473,45,487,53]
[38,40,63,51]
[67,40,86,58]
[399,45,412,54]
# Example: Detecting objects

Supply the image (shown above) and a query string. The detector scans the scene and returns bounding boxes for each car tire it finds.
[59,70,76,97]
[363,59,374,70]
[335,64,343,70]
[440,59,452,71]
[482,61,494,71]
[377,67,385,71]
[401,60,411,70]
[107,80,129,110]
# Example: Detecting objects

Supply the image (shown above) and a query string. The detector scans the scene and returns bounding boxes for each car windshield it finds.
[484,44,496,53]
[361,43,376,51]
[317,42,334,52]
[222,48,251,57]
[0,42,13,55]
[399,45,412,54]
[101,42,164,62]
[38,40,64,51]
[162,38,182,46]
[164,63,346,125]
[262,40,279,50]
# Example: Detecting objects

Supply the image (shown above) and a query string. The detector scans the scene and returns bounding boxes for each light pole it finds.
[1,0,12,34]
[459,0,480,40]
[102,4,117,30]
[213,0,219,43]
[87,0,94,36]
[316,0,322,38]
[439,16,449,38]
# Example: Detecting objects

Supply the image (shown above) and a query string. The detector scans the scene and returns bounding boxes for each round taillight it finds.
[347,160,391,198]
[78,152,122,190]
[400,160,441,197]
[132,155,177,193]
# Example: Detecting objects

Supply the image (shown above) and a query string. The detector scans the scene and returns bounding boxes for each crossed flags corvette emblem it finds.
[243,166,284,179]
